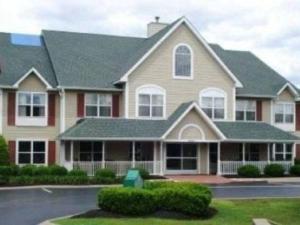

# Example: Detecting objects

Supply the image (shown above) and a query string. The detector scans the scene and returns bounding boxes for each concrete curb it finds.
[230,177,300,183]
[0,184,121,191]
[39,211,86,225]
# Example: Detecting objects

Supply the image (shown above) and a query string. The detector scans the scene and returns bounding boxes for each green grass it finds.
[54,199,300,225]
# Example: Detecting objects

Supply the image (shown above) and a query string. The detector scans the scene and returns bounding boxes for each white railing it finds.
[221,161,293,175]
[73,161,160,176]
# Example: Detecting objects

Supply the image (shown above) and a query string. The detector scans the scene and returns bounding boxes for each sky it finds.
[0,0,299,86]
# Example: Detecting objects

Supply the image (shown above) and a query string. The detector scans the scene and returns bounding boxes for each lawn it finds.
[54,199,300,225]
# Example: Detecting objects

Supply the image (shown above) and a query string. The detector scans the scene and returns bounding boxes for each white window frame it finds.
[16,139,48,166]
[84,93,112,118]
[16,91,48,126]
[172,43,194,80]
[236,99,256,121]
[135,84,166,119]
[274,143,293,161]
[199,88,227,120]
[273,101,295,131]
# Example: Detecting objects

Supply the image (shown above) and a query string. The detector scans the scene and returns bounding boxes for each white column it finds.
[292,143,296,165]
[132,141,136,168]
[267,143,270,164]
[160,142,163,175]
[153,142,157,174]
[59,141,65,166]
[217,142,221,175]
[272,143,276,161]
[0,89,3,134]
[207,144,210,175]
[102,141,106,169]
[70,141,74,170]
[242,143,246,165]
[59,90,66,133]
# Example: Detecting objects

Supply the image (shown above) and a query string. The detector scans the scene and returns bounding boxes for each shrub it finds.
[95,168,116,179]
[0,166,13,177]
[49,165,68,176]
[130,167,150,179]
[33,166,50,176]
[98,187,157,215]
[0,175,9,185]
[294,159,300,165]
[19,165,37,176]
[237,165,260,178]
[9,176,34,186]
[0,136,9,166]
[68,169,87,177]
[264,164,285,177]
[290,165,300,176]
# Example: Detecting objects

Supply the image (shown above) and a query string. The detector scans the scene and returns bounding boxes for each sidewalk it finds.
[230,177,300,184]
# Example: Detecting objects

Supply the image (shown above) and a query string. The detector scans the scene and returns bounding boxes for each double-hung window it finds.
[274,144,293,161]
[274,103,294,123]
[85,94,112,117]
[18,140,46,165]
[236,100,256,121]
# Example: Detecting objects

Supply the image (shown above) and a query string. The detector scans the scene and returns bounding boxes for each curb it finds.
[0,184,121,191]
[39,211,85,225]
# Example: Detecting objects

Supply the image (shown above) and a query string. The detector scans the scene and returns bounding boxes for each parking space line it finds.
[41,188,52,194]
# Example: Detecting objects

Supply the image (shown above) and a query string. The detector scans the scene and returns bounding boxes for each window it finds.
[200,88,226,120]
[18,92,46,117]
[18,140,46,165]
[274,144,293,161]
[79,141,102,161]
[85,93,112,117]
[236,100,256,121]
[173,44,192,78]
[136,85,165,118]
[274,103,294,123]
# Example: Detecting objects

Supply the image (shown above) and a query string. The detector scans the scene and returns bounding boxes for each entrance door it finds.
[166,143,198,174]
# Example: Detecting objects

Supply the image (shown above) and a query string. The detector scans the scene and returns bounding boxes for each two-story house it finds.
[0,16,299,176]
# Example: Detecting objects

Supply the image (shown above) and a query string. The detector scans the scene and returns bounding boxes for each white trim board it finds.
[277,83,298,97]
[118,17,243,88]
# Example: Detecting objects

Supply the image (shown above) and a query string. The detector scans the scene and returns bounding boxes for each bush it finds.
[9,176,34,186]
[33,166,50,176]
[290,165,300,176]
[294,159,300,165]
[0,166,13,177]
[264,164,285,177]
[68,169,87,177]
[49,165,68,176]
[0,175,9,185]
[237,165,260,178]
[98,187,157,215]
[19,165,37,176]
[95,169,116,179]
[98,182,212,217]
[0,136,9,166]
[130,167,150,179]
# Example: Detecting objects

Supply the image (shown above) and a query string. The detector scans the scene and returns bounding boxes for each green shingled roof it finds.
[215,121,299,141]
[0,33,57,87]
[59,101,193,139]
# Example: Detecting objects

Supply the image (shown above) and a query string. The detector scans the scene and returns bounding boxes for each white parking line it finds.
[41,188,52,194]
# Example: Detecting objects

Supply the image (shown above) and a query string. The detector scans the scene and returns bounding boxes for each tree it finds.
[0,136,9,166]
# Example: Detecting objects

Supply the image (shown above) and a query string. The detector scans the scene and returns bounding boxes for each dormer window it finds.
[173,44,193,79]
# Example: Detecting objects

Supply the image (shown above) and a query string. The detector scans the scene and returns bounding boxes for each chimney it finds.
[147,16,168,37]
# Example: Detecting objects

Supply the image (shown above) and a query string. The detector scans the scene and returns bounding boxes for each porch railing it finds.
[220,161,293,175]
[73,161,161,176]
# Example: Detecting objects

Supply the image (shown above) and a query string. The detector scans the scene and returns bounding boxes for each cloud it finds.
[0,0,299,85]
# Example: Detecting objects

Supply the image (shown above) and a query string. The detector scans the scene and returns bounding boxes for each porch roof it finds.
[215,121,300,142]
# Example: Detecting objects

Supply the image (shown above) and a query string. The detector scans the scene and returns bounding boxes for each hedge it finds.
[0,136,9,166]
[264,164,285,177]
[237,165,260,178]
[289,165,300,176]
[95,169,116,179]
[98,182,212,217]
[130,167,150,179]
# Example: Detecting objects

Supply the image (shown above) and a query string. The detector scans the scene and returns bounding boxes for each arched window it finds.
[199,88,226,120]
[173,44,193,78]
[136,84,166,118]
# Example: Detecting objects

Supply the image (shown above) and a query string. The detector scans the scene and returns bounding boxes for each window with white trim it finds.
[174,44,192,78]
[200,89,225,120]
[274,143,293,161]
[274,103,294,123]
[79,141,102,161]
[236,100,256,121]
[18,92,46,117]
[18,140,46,165]
[85,93,112,117]
[137,85,165,118]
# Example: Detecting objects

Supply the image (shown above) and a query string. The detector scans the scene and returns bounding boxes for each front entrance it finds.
[166,143,198,174]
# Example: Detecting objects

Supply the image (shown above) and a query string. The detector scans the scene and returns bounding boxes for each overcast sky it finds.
[0,0,299,86]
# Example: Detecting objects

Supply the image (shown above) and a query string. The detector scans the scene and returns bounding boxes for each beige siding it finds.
[262,99,272,123]
[166,109,220,140]
[199,143,208,174]
[65,91,78,130]
[278,88,295,101]
[18,73,47,91]
[127,24,235,120]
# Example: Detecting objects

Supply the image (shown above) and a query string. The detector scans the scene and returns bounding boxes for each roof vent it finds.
[147,17,168,37]
[10,33,42,46]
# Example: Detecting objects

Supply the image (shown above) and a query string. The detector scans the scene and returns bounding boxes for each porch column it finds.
[217,142,221,175]
[102,141,105,169]
[267,143,271,164]
[59,141,65,166]
[272,143,276,161]
[160,142,163,175]
[292,143,296,165]
[153,142,157,174]
[70,141,74,170]
[242,143,246,165]
[132,141,136,168]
